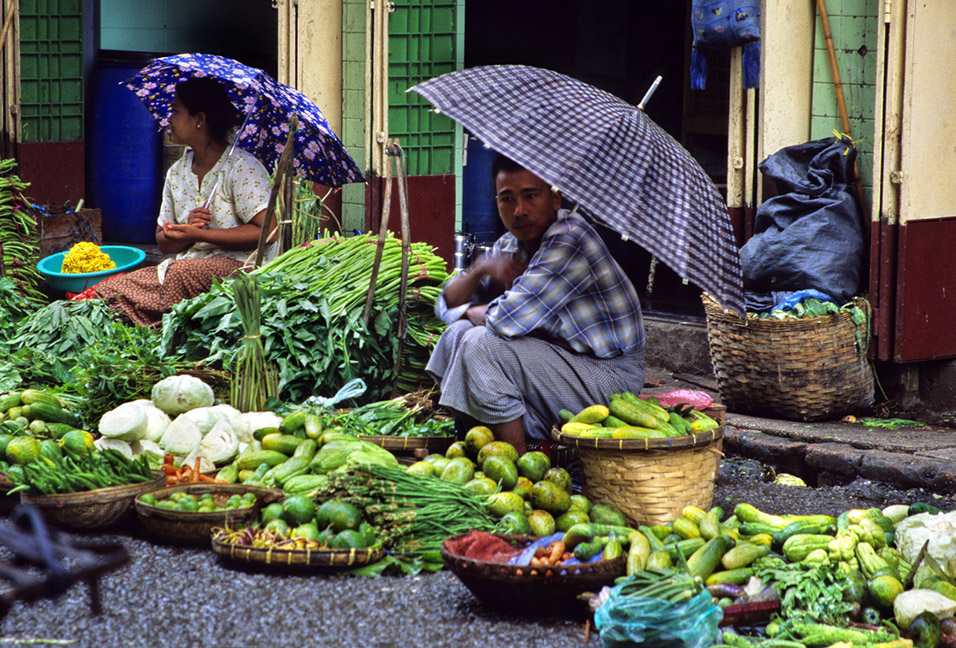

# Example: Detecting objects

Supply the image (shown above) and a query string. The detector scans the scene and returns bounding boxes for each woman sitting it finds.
[93,77,275,326]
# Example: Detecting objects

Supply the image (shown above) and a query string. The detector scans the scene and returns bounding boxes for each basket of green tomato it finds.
[134,483,283,545]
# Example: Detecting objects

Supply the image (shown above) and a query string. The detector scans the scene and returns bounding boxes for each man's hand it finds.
[475,254,527,288]
[465,304,487,326]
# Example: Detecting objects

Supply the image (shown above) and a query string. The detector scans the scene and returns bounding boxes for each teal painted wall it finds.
[811,0,878,209]
[100,0,276,71]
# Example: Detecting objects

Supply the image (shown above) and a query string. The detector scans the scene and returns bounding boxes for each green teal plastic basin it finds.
[37,245,146,294]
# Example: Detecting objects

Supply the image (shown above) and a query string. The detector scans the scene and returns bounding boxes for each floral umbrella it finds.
[124,53,364,187]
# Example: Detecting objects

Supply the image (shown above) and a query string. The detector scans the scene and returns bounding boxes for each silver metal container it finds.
[472,245,493,263]
[453,251,468,271]
[454,233,475,254]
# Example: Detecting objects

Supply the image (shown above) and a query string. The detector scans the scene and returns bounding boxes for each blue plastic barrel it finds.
[87,56,163,243]
[462,133,503,246]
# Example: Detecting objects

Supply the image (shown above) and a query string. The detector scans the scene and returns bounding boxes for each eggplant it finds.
[706,582,746,600]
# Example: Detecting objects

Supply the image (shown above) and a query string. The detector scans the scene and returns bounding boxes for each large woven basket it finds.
[552,424,723,527]
[21,472,167,532]
[441,533,625,616]
[702,293,875,421]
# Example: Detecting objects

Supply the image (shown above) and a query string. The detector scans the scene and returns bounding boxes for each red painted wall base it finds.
[14,141,86,208]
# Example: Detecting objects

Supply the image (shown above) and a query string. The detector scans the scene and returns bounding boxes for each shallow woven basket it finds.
[134,484,284,545]
[440,533,625,616]
[552,423,724,527]
[702,293,875,421]
[211,537,383,569]
[21,472,167,532]
[356,435,454,453]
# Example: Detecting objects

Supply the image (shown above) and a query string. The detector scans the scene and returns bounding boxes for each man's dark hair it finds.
[175,77,241,145]
[491,153,524,179]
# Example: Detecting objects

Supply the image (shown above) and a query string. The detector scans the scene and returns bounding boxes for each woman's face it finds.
[167,93,198,146]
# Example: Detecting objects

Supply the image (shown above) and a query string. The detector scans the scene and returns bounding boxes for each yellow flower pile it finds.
[61,242,116,274]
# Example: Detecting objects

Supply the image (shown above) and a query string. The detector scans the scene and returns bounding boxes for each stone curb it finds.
[723,425,956,495]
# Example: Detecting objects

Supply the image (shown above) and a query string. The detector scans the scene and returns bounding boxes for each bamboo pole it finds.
[816,0,869,235]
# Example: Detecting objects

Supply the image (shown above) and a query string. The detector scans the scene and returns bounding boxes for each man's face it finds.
[494,168,561,247]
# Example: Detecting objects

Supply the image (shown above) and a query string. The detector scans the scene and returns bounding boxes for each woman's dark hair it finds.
[175,77,241,144]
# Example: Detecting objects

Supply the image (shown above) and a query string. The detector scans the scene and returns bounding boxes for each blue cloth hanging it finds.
[690,0,761,90]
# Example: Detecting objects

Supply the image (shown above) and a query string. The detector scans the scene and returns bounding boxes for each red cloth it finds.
[444,531,521,563]
[67,274,125,301]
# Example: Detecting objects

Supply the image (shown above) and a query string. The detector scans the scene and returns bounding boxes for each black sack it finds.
[740,135,863,307]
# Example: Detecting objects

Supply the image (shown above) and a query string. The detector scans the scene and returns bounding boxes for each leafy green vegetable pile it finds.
[160,233,448,404]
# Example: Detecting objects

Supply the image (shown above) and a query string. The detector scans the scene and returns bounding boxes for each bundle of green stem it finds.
[230,272,278,412]
[255,232,449,392]
[0,159,46,305]
[336,389,452,437]
[319,464,497,560]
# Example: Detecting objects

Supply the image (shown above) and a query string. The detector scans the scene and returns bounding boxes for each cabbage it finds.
[159,415,202,456]
[180,447,216,474]
[98,402,148,442]
[151,374,214,416]
[234,411,282,444]
[893,588,956,628]
[895,511,956,579]
[209,404,241,428]
[132,399,171,442]
[182,407,224,437]
[94,437,133,459]
[193,419,239,465]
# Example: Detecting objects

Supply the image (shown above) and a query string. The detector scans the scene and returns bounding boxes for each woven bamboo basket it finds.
[356,434,454,453]
[134,484,284,545]
[702,293,875,421]
[440,533,625,616]
[21,472,167,531]
[552,421,724,527]
[211,536,383,569]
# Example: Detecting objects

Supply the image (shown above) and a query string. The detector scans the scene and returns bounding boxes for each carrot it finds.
[197,473,217,483]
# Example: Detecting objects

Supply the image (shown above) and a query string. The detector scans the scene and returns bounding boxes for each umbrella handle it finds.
[253,114,298,268]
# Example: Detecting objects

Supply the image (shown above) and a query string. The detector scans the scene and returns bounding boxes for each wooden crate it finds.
[38,208,103,258]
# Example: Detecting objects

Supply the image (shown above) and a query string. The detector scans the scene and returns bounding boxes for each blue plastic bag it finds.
[594,588,722,648]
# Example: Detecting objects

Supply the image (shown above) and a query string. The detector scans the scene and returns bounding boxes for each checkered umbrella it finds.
[410,65,744,314]
[124,53,364,187]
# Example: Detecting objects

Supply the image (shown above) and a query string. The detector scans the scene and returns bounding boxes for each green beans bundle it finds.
[229,272,278,412]
[615,567,704,603]
[319,464,497,560]
[1,448,155,495]
[0,159,45,305]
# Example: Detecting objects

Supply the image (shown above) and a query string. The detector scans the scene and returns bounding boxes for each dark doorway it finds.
[463,0,730,317]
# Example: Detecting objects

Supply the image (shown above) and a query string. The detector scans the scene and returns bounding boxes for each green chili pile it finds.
[1,448,155,495]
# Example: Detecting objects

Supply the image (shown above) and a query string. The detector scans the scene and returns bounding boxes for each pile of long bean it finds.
[318,464,497,561]
[0,159,45,305]
[255,232,449,393]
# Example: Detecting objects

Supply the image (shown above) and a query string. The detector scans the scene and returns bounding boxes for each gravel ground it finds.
[0,457,953,648]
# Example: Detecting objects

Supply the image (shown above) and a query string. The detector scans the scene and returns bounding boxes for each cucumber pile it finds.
[558,392,720,439]
[613,500,956,648]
